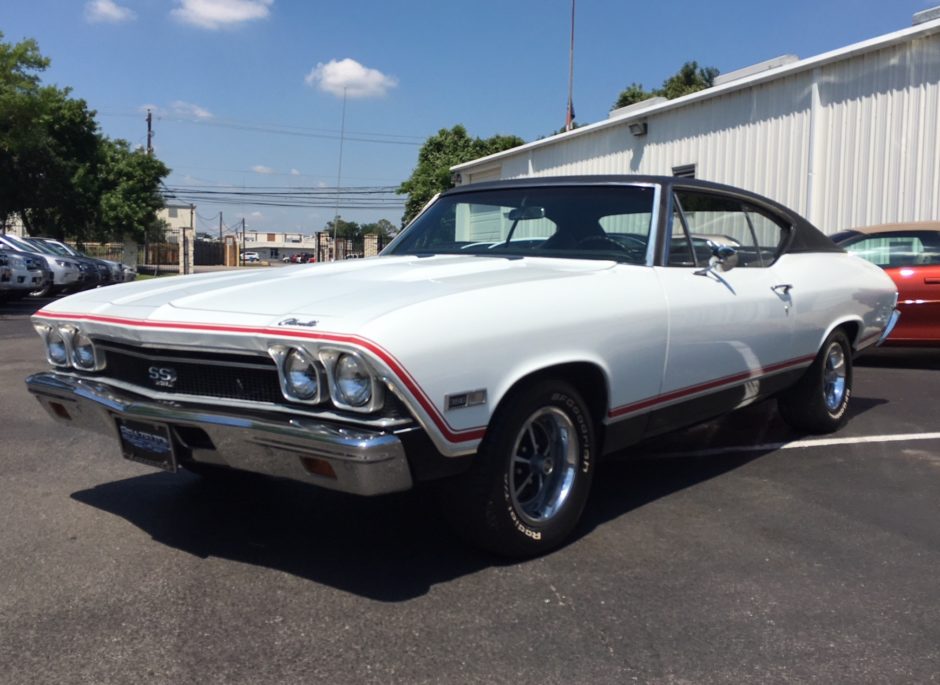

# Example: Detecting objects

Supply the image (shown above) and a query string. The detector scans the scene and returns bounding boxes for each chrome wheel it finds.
[823,342,848,412]
[509,406,579,525]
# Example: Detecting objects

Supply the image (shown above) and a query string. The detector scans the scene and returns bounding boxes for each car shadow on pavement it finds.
[856,347,940,370]
[70,397,888,602]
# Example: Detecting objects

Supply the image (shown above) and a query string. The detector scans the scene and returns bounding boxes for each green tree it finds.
[360,218,396,239]
[613,82,654,109]
[98,138,170,243]
[658,61,719,100]
[398,125,524,225]
[325,217,360,240]
[0,32,169,242]
[612,61,719,110]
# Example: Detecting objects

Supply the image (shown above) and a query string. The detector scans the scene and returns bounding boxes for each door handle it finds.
[925,277,940,285]
[772,284,793,295]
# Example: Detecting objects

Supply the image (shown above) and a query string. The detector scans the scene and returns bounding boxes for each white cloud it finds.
[250,211,264,219]
[171,0,273,30]
[252,165,274,175]
[170,101,214,120]
[304,58,398,99]
[290,168,301,176]
[85,0,136,23]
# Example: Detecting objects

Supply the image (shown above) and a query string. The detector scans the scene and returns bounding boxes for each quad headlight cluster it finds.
[34,323,105,371]
[269,345,385,413]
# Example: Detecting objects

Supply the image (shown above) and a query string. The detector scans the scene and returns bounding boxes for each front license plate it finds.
[115,418,178,472]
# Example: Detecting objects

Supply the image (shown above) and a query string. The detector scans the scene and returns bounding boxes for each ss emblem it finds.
[148,366,178,388]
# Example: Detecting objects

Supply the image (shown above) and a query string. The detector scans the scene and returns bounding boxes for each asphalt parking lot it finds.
[2,296,939,684]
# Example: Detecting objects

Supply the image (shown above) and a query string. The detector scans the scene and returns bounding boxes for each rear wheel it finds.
[778,329,853,433]
[442,379,595,557]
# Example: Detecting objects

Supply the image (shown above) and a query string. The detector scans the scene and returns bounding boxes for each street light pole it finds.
[332,86,348,261]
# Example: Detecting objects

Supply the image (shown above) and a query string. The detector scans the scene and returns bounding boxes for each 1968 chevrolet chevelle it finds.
[26,176,899,557]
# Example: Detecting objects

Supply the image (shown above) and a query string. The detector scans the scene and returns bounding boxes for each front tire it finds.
[778,329,853,433]
[442,380,595,558]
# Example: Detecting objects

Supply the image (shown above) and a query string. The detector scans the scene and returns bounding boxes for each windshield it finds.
[2,234,44,254]
[31,239,71,256]
[385,185,656,264]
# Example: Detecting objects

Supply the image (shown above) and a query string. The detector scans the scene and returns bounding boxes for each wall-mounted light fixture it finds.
[628,121,648,137]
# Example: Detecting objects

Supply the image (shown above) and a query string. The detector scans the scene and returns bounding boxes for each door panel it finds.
[654,265,795,408]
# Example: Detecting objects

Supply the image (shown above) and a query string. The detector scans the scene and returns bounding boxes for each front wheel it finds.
[778,329,853,434]
[441,380,595,558]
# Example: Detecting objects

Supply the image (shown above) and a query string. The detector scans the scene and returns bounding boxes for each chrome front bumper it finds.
[26,372,415,496]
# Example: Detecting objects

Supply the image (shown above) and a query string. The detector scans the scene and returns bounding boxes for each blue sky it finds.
[1,0,934,235]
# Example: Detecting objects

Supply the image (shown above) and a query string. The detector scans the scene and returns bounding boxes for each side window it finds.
[672,190,788,267]
[843,234,940,267]
[743,206,788,266]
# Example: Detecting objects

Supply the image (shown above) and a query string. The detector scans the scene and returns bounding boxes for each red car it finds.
[834,222,940,345]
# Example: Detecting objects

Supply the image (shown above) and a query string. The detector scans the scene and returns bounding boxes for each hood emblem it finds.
[279,318,319,328]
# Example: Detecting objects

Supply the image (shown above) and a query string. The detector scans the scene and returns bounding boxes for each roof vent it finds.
[713,55,799,86]
[913,6,940,25]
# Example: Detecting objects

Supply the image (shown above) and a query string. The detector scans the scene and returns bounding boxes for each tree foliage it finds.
[98,138,170,242]
[0,32,169,242]
[398,125,524,225]
[613,61,719,110]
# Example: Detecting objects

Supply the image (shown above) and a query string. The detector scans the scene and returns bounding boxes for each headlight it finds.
[334,354,372,407]
[284,349,321,400]
[9,254,25,269]
[46,327,70,367]
[70,330,99,370]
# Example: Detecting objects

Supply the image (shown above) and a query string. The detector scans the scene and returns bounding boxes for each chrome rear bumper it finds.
[876,309,902,346]
[26,372,414,496]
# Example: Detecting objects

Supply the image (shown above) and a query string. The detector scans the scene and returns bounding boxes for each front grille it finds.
[97,341,284,403]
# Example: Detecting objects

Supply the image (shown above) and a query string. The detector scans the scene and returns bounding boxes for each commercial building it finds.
[452,9,940,233]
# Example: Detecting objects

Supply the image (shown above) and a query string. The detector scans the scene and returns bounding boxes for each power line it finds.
[101,109,425,145]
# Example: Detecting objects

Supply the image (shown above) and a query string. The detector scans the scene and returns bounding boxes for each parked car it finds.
[0,234,80,296]
[25,176,898,557]
[241,251,260,263]
[833,222,940,345]
[0,247,51,300]
[0,248,32,300]
[29,238,128,285]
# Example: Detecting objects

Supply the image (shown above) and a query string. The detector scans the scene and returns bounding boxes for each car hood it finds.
[41,255,618,331]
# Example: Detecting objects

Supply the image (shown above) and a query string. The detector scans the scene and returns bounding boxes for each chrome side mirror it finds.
[708,241,738,273]
[694,241,738,276]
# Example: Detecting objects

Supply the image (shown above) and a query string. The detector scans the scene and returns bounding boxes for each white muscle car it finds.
[26,176,899,557]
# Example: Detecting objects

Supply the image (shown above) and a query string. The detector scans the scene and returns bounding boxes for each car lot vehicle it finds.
[241,251,261,263]
[27,238,127,286]
[833,222,940,345]
[0,234,80,296]
[0,248,50,300]
[25,176,899,557]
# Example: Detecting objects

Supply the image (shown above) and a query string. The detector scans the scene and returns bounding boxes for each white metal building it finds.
[452,10,940,234]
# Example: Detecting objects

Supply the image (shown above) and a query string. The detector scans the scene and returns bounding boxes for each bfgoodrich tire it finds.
[441,379,596,558]
[778,329,853,434]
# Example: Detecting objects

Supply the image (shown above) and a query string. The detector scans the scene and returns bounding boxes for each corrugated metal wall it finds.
[481,30,940,233]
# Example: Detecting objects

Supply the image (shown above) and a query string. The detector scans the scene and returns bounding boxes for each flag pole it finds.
[566,0,576,131]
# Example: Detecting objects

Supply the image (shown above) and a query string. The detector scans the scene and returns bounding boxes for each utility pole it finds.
[146,109,154,155]
[218,211,223,265]
[241,218,246,266]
